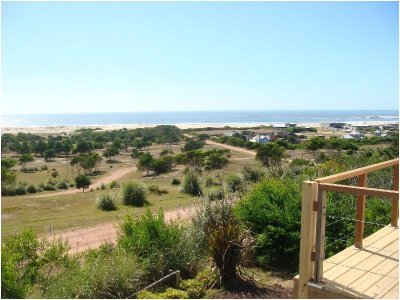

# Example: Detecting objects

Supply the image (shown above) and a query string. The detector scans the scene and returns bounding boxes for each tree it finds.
[74,140,92,154]
[137,152,154,176]
[51,171,59,181]
[34,141,47,157]
[150,156,174,175]
[306,137,326,160]
[75,174,91,192]
[204,152,229,172]
[182,140,204,152]
[102,145,119,162]
[19,154,34,167]
[256,143,285,176]
[44,149,56,162]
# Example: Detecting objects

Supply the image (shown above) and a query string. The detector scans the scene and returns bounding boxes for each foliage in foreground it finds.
[235,178,302,269]
[192,200,252,288]
[118,209,203,280]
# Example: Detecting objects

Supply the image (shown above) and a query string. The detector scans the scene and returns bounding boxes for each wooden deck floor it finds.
[294,225,399,298]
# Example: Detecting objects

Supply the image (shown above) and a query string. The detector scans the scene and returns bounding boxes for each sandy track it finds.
[27,166,136,199]
[47,205,198,254]
[205,139,257,156]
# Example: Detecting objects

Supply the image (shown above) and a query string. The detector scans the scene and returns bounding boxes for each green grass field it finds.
[2,142,263,238]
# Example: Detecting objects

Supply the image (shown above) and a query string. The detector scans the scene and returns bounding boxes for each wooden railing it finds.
[297,158,399,298]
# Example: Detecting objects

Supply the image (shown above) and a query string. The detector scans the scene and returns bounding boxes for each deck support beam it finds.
[298,181,317,298]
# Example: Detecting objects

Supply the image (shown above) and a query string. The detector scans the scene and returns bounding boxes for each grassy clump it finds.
[121,182,147,206]
[171,177,181,185]
[224,173,246,194]
[180,279,205,298]
[2,184,27,196]
[40,165,48,170]
[26,184,38,194]
[241,166,266,183]
[206,187,225,201]
[148,185,168,195]
[118,209,202,280]
[180,169,202,196]
[109,180,119,189]
[96,193,117,211]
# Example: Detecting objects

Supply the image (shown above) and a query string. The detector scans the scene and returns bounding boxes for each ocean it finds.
[1,110,398,127]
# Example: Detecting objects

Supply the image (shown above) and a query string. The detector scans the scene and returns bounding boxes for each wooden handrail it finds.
[316,158,399,183]
[318,183,399,198]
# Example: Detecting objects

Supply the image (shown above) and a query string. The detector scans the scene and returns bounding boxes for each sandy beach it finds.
[1,120,398,135]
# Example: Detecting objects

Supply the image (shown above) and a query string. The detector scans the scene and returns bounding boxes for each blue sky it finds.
[1,1,398,114]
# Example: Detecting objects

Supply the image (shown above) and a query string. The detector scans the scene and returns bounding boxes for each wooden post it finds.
[314,188,327,283]
[391,164,399,227]
[298,181,317,298]
[355,174,367,248]
[175,270,181,288]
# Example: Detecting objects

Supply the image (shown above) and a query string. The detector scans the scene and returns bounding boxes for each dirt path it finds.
[47,204,198,254]
[27,166,136,199]
[205,139,257,156]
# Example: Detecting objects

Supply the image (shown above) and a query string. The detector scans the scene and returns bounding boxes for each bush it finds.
[21,167,38,173]
[205,176,221,187]
[121,182,147,206]
[75,174,91,192]
[224,173,245,194]
[171,177,181,185]
[56,181,69,190]
[137,288,189,299]
[109,180,119,189]
[180,169,202,196]
[241,166,266,183]
[15,185,27,195]
[45,249,147,298]
[26,184,38,194]
[41,165,48,170]
[150,156,174,174]
[1,229,39,298]
[97,193,117,211]
[69,183,74,187]
[235,178,301,269]
[100,183,106,190]
[42,184,56,191]
[180,279,205,299]
[206,187,225,201]
[192,200,252,288]
[118,210,202,279]
[2,185,16,196]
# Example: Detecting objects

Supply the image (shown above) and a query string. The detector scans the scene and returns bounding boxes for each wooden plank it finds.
[314,188,327,283]
[298,181,318,298]
[316,159,399,183]
[355,174,367,248]
[391,164,399,227]
[319,183,398,199]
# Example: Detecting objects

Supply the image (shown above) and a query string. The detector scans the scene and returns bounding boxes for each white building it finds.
[250,134,270,144]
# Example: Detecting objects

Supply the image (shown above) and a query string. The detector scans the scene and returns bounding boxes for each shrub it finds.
[1,229,39,298]
[241,166,266,183]
[100,183,106,190]
[75,174,91,192]
[21,167,38,173]
[121,182,147,206]
[180,279,205,298]
[56,181,69,190]
[235,178,301,269]
[137,288,189,299]
[180,169,202,196]
[224,173,246,194]
[118,210,202,279]
[109,180,119,189]
[2,185,16,196]
[15,185,27,195]
[96,193,117,211]
[26,184,38,194]
[171,177,181,185]
[192,200,252,288]
[41,165,48,170]
[150,156,174,174]
[69,183,74,187]
[45,249,147,298]
[42,184,57,191]
[206,187,225,201]
[205,176,221,187]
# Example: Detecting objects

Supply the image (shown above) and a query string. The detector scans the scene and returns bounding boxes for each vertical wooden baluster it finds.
[391,164,399,227]
[355,174,367,248]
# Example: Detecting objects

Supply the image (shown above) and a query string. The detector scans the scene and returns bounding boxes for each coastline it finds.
[1,120,398,135]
